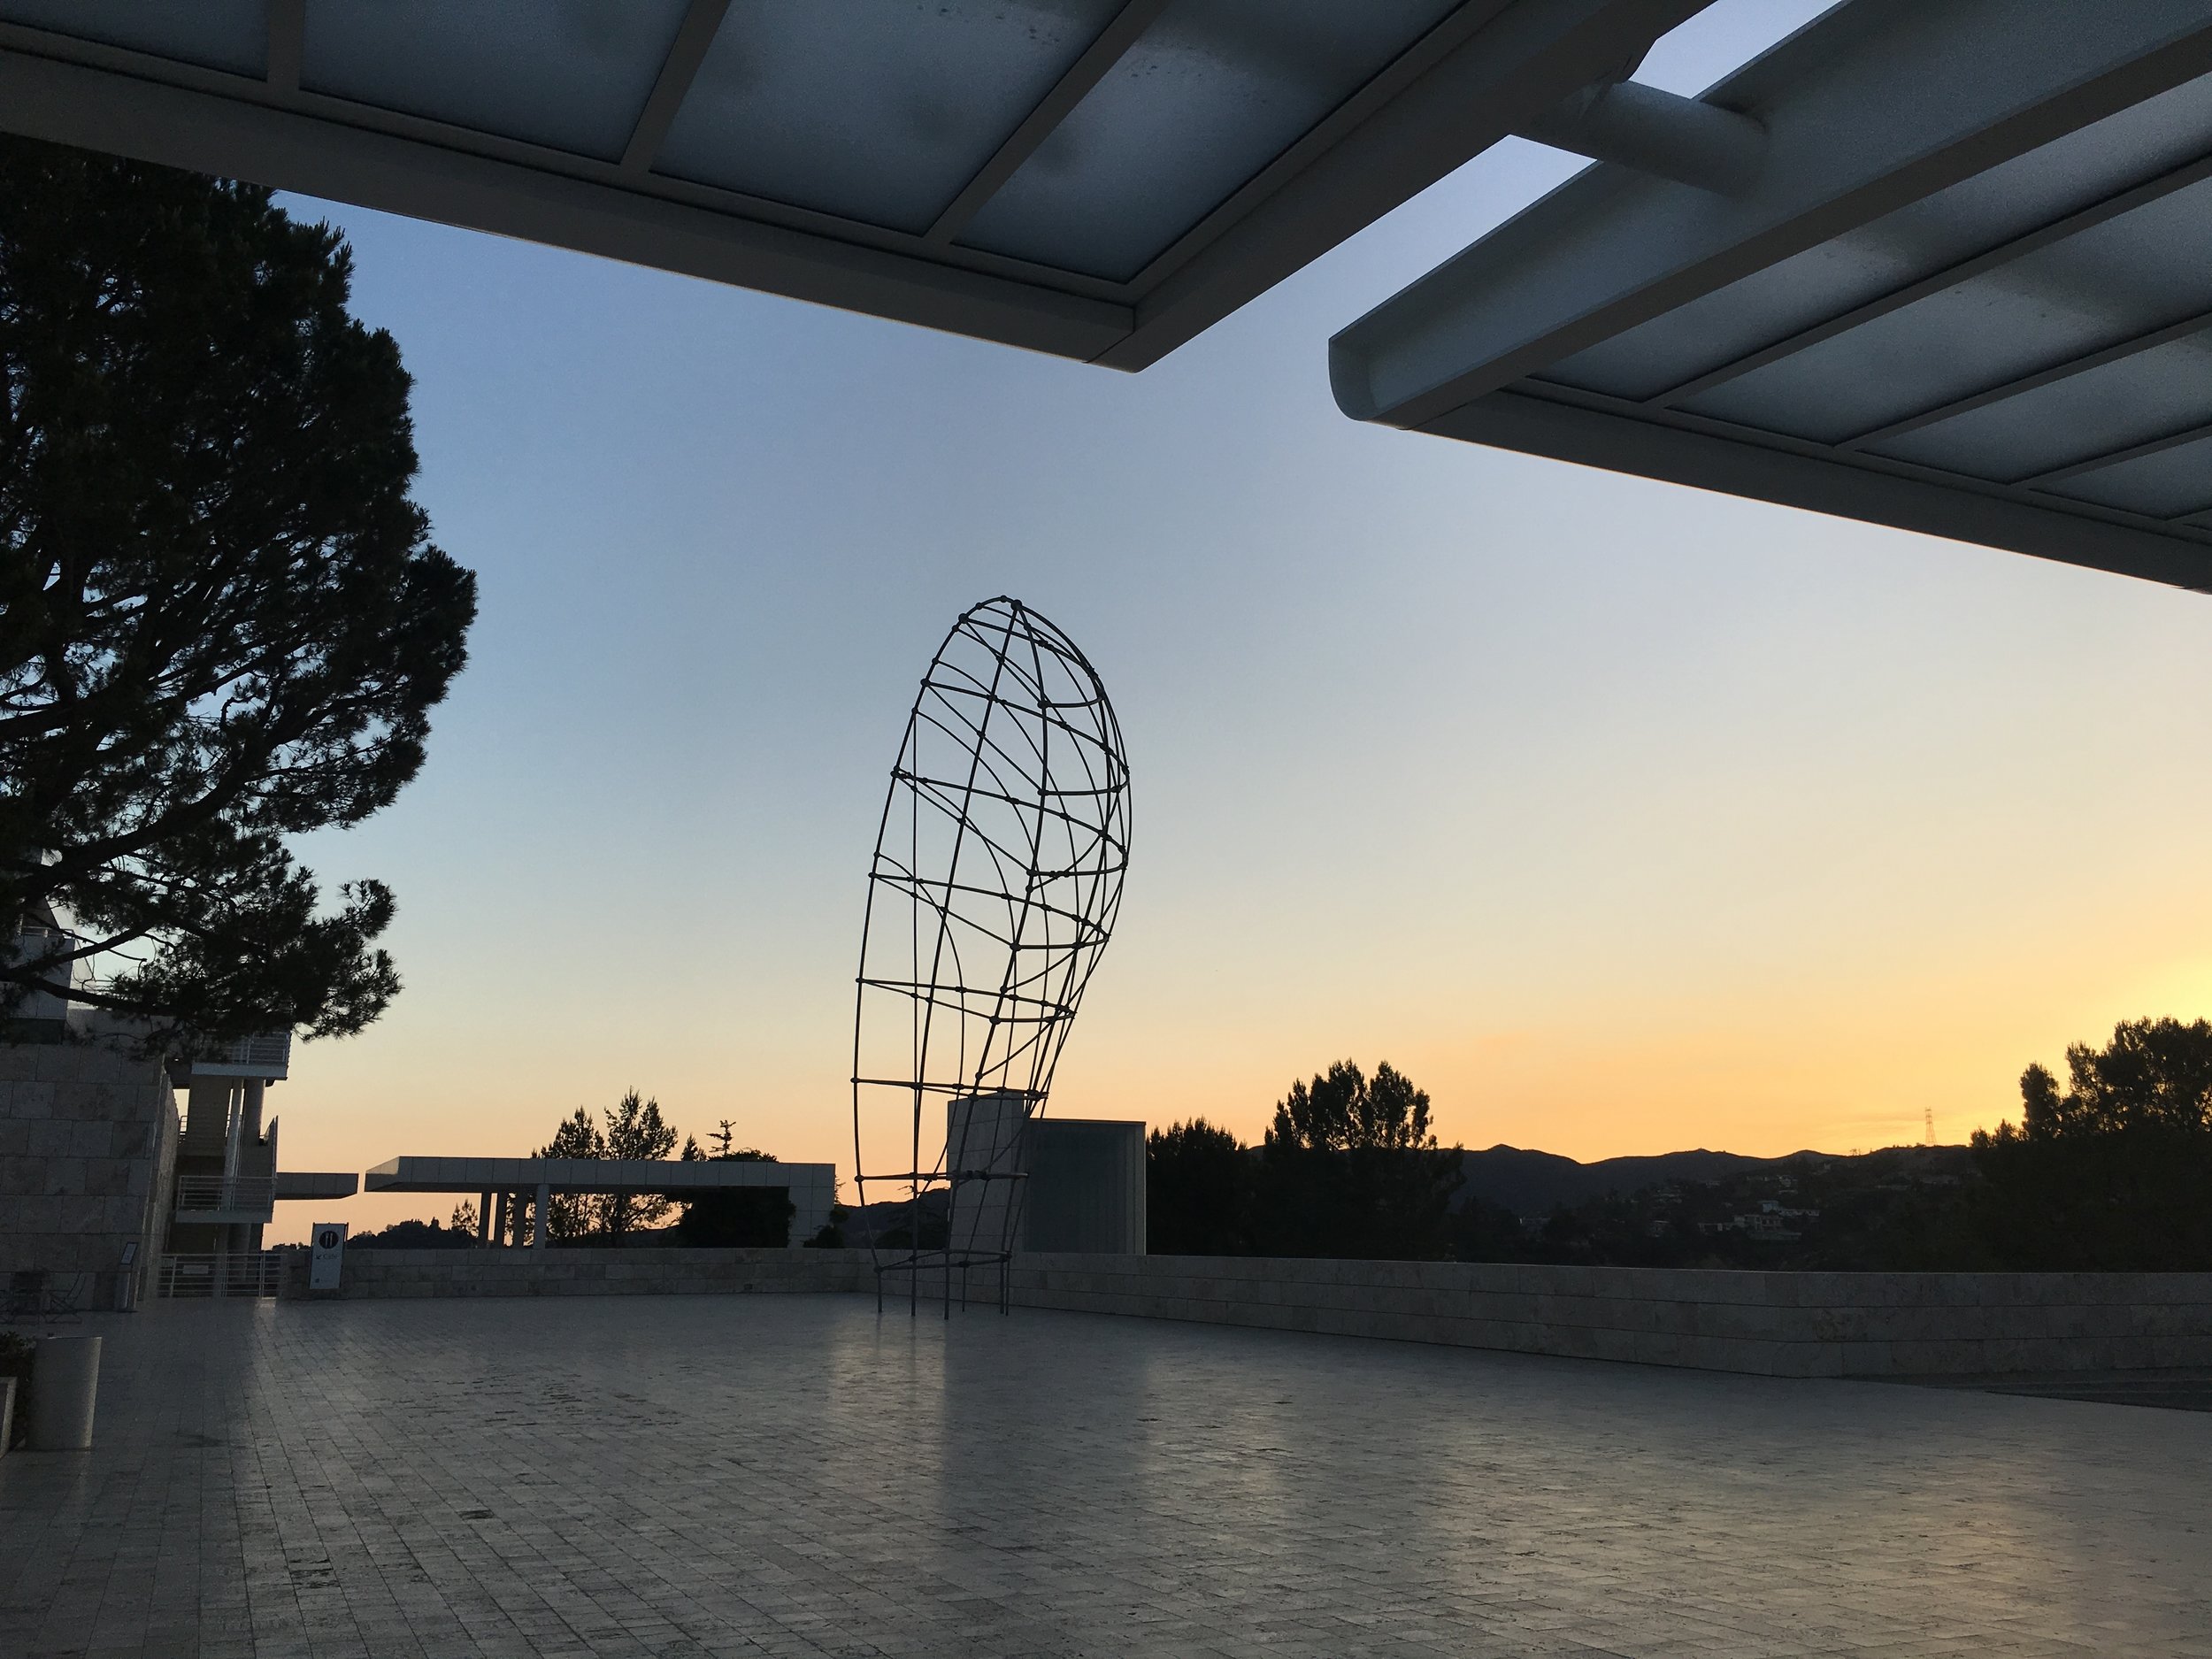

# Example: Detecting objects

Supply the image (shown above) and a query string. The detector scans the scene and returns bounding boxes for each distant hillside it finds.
[842,1188,949,1247]
[1455,1144,1824,1217]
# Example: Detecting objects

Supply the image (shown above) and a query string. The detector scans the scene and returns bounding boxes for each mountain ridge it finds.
[1456,1142,1870,1217]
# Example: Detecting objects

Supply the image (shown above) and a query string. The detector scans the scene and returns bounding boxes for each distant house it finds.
[1697,1200,1818,1241]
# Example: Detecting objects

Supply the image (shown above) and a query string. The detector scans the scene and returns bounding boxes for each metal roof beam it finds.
[0,0,1720,369]
[265,0,302,93]
[926,0,1171,247]
[1100,0,1711,369]
[1429,386,2212,591]
[619,0,730,174]
[1840,307,2212,454]
[2023,417,2212,489]
[1517,78,1766,195]
[0,46,1132,361]
[1331,0,2212,427]
[1646,147,2212,411]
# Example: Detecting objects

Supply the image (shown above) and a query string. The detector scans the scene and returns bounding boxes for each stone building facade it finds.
[0,1033,179,1310]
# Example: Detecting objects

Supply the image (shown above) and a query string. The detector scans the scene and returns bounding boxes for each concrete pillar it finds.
[220,1080,245,1181]
[534,1182,550,1252]
[492,1190,509,1248]
[240,1078,265,1143]
[947,1089,1032,1263]
[476,1192,492,1247]
[789,1173,832,1251]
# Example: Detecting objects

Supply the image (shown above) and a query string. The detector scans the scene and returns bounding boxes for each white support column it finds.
[534,1182,550,1252]
[492,1190,509,1248]
[220,1081,245,1184]
[476,1191,492,1246]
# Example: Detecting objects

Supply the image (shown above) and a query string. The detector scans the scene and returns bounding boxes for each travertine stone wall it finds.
[0,1038,178,1309]
[265,1245,2212,1379]
[285,1246,875,1299]
[1005,1253,2212,1377]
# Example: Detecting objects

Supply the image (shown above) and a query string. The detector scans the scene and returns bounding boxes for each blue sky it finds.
[269,2,2212,1233]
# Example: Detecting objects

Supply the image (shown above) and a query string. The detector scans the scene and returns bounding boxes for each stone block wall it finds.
[1005,1254,2212,1376]
[0,1038,178,1309]
[283,1246,875,1299]
[253,1244,2212,1379]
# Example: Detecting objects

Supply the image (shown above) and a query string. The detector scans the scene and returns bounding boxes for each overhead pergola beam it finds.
[1841,307,2212,456]
[0,0,1721,370]
[1326,0,2212,590]
[1648,145,2212,413]
[1516,77,1767,195]
[265,0,303,93]
[1099,0,1711,368]
[1430,385,2212,591]
[2024,417,2212,492]
[0,43,1133,359]
[1332,0,2212,427]
[619,0,731,174]
[925,0,1171,247]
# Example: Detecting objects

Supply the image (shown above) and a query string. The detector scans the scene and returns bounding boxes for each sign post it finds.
[308,1222,349,1294]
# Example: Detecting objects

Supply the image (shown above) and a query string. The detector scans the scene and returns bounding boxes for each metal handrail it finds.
[2,1268,87,1321]
[227,1031,292,1069]
[181,1029,293,1076]
[173,1174,277,1212]
[155,1252,285,1299]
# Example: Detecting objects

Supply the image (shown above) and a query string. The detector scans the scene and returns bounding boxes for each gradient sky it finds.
[258,2,2212,1240]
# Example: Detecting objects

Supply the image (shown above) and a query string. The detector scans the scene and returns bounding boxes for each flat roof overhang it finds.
[275,1171,358,1201]
[365,1155,833,1195]
[0,0,1709,370]
[1331,0,2212,591]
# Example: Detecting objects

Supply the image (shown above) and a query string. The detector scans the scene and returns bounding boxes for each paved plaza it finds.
[3,1295,2208,1659]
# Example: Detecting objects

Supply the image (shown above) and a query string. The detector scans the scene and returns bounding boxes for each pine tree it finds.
[535,1106,606,1240]
[0,137,475,1039]
[600,1089,678,1236]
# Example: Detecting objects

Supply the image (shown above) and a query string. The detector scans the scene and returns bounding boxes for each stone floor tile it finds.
[2,1297,2208,1657]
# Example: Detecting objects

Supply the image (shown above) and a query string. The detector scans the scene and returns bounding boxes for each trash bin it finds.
[27,1335,101,1451]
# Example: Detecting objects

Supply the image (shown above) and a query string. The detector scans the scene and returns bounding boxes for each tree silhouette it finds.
[600,1089,678,1236]
[534,1106,605,1242]
[673,1130,790,1248]
[0,137,474,1040]
[1256,1060,1463,1259]
[532,1090,680,1240]
[1147,1118,1251,1255]
[1973,1018,2212,1269]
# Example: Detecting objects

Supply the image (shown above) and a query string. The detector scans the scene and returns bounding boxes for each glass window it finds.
[655,0,1124,235]
[957,0,1459,280]
[0,0,265,76]
[303,0,692,162]
[2045,431,2212,520]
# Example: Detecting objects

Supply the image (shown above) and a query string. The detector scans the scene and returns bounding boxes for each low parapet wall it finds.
[281,1248,2212,1379]
[1006,1254,2212,1377]
[285,1246,873,1299]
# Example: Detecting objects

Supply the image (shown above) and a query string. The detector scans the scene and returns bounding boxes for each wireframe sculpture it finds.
[851,597,1130,1313]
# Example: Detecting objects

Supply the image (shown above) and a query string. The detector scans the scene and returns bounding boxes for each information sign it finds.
[309,1222,349,1291]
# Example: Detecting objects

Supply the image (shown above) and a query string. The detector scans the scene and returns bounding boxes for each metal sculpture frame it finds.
[851,597,1130,1316]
